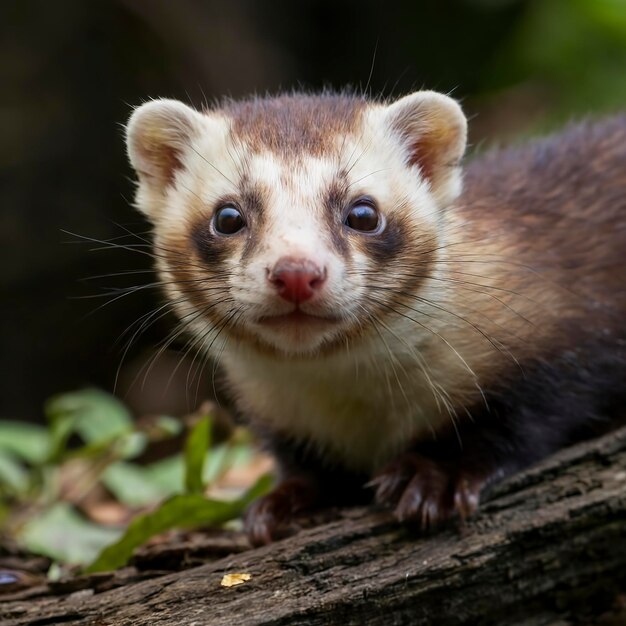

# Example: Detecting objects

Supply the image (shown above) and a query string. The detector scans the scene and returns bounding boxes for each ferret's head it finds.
[126,92,466,356]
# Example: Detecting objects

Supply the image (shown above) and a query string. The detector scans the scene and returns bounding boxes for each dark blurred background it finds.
[3,0,626,421]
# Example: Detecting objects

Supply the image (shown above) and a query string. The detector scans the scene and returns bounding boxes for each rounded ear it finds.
[383,91,467,204]
[126,99,204,193]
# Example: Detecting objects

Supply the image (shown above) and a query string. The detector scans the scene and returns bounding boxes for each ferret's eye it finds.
[213,205,245,235]
[345,199,381,233]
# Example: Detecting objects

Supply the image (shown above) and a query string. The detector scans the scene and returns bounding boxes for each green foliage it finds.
[0,389,271,571]
[184,415,211,494]
[86,475,271,573]
[101,461,177,507]
[20,503,122,566]
[0,421,49,465]
[0,449,29,494]
[45,389,133,447]
[486,0,626,125]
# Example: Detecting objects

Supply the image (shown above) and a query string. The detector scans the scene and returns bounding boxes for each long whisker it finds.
[373,286,521,370]
[360,307,445,439]
[362,280,531,345]
[129,297,234,395]
[365,295,478,381]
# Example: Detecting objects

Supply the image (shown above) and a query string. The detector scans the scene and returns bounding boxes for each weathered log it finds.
[2,426,626,626]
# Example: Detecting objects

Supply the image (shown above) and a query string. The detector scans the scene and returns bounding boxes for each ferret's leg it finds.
[244,433,368,545]
[244,475,323,546]
[372,354,623,528]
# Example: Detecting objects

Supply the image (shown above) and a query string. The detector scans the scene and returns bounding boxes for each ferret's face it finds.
[127,93,466,356]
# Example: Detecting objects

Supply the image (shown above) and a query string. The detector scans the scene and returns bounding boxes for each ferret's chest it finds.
[222,347,451,473]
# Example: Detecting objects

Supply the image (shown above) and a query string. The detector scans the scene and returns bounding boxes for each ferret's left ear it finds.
[384,91,467,205]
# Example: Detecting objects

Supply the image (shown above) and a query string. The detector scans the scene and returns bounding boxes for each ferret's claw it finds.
[243,477,320,546]
[372,453,488,530]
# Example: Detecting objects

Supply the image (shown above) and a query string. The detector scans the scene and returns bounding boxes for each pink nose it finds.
[268,257,326,303]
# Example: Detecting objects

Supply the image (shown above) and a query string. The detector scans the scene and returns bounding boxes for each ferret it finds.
[125,91,626,545]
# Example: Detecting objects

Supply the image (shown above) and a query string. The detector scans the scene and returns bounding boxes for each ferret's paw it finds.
[243,492,291,547]
[372,454,452,528]
[243,477,319,546]
[371,454,484,530]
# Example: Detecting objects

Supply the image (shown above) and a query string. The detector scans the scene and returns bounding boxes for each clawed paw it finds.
[369,454,485,530]
[243,477,319,546]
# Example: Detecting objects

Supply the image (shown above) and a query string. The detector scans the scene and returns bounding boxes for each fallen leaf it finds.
[220,572,251,587]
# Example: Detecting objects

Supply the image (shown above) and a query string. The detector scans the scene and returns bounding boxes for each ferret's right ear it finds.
[126,99,203,197]
[381,91,467,206]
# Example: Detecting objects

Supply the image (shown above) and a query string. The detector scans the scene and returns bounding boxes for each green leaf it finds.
[102,461,175,507]
[183,415,211,494]
[152,415,183,438]
[47,562,63,582]
[45,389,133,448]
[103,442,255,507]
[86,473,273,573]
[143,455,185,494]
[0,421,50,464]
[47,413,76,462]
[0,450,28,493]
[18,503,122,566]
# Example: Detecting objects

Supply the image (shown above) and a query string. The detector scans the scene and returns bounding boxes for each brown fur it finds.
[459,116,626,356]
[221,93,367,158]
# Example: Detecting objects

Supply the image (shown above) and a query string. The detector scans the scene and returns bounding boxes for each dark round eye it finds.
[344,200,381,233]
[213,205,245,235]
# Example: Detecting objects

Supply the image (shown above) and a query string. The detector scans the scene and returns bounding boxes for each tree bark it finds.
[2,426,626,626]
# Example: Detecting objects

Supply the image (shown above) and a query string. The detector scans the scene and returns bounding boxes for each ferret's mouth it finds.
[250,308,347,353]
[256,310,340,328]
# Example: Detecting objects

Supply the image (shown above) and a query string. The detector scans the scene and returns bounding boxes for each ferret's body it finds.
[228,115,626,466]
[126,93,626,544]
